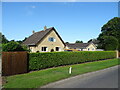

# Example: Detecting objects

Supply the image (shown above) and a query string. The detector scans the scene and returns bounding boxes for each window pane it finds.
[44,47,47,51]
[49,37,55,42]
[42,47,47,51]
[51,38,53,41]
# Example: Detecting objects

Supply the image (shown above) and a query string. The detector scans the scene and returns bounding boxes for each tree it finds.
[22,37,28,42]
[87,39,92,43]
[97,17,120,51]
[102,36,119,50]
[75,40,83,43]
[16,40,22,44]
[1,33,9,44]
[2,41,29,52]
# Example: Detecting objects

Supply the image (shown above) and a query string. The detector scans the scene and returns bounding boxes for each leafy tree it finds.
[75,40,83,43]
[102,36,119,50]
[16,40,22,44]
[87,39,93,43]
[97,17,120,51]
[1,33,9,44]
[2,41,29,52]
[23,37,28,42]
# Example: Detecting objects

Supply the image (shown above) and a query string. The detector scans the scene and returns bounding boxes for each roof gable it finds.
[86,43,97,48]
[22,27,65,46]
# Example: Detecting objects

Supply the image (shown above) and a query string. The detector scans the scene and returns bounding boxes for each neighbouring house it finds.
[89,39,104,51]
[89,39,100,47]
[22,26,66,52]
[65,43,97,51]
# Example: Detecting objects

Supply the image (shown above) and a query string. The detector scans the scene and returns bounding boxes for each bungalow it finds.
[65,43,97,51]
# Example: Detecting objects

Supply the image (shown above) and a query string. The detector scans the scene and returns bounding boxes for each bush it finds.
[2,41,29,52]
[29,51,116,70]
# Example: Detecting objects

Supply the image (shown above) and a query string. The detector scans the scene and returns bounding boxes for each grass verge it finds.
[4,58,120,88]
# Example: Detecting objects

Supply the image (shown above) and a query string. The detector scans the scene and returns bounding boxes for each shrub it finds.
[29,51,116,70]
[2,41,29,52]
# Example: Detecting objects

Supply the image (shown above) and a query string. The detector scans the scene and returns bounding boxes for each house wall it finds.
[29,30,65,52]
[85,43,96,51]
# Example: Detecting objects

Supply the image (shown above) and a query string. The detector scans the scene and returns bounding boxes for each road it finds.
[41,65,119,88]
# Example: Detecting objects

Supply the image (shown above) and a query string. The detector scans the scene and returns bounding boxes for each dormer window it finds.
[48,37,56,42]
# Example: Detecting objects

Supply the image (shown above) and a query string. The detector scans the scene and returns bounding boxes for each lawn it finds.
[4,58,120,88]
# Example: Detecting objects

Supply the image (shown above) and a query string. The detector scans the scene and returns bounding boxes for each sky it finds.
[2,2,118,43]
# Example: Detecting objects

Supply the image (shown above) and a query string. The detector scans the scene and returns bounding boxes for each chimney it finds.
[44,26,47,30]
[32,30,35,34]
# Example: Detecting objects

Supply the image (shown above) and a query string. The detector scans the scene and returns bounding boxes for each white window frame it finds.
[48,37,56,42]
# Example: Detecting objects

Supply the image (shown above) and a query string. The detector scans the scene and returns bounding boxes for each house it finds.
[22,26,66,52]
[89,39,104,51]
[65,43,97,51]
[89,39,100,47]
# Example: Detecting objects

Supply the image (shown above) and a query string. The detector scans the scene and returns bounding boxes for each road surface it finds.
[41,65,119,88]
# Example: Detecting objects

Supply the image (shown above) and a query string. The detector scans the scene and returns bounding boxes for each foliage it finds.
[102,36,119,50]
[16,40,23,44]
[87,39,99,44]
[4,58,119,88]
[87,39,93,43]
[75,40,83,43]
[0,32,9,44]
[22,37,28,42]
[29,51,116,70]
[97,17,120,51]
[2,41,29,51]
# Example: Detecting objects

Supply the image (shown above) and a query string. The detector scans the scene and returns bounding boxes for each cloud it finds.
[31,6,36,9]
[25,5,36,16]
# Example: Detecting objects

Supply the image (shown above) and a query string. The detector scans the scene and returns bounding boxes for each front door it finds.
[51,49,54,52]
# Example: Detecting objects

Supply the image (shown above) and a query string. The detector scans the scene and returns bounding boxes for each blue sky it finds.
[2,2,118,43]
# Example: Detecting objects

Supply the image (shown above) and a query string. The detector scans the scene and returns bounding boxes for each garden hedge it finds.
[29,51,116,70]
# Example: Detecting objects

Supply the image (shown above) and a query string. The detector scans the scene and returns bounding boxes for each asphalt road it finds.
[41,65,119,88]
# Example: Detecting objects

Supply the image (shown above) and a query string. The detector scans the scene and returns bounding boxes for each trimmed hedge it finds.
[29,51,116,70]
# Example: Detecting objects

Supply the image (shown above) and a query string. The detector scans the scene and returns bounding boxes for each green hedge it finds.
[29,51,116,70]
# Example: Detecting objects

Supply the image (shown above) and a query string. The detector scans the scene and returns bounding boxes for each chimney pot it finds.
[44,26,47,30]
[32,30,35,34]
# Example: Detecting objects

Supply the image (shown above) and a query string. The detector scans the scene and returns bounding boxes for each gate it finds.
[2,51,28,76]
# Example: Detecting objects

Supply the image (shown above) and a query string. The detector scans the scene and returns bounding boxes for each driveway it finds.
[41,65,119,88]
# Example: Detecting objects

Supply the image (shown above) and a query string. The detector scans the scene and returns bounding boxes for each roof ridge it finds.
[22,26,58,46]
[34,27,54,34]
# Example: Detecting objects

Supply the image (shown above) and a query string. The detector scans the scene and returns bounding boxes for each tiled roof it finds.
[22,27,65,46]
[66,43,90,49]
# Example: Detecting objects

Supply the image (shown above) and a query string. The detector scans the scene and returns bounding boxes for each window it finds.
[92,48,94,51]
[48,37,55,42]
[56,47,60,51]
[88,48,90,51]
[42,47,48,52]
